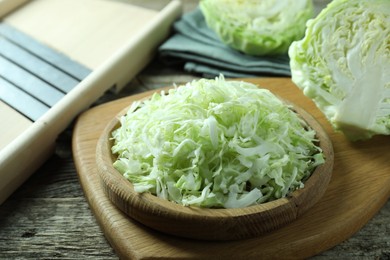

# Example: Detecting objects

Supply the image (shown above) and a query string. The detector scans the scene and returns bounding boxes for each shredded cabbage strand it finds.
[111,76,324,208]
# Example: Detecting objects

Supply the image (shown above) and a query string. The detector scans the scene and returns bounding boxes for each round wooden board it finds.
[72,78,390,259]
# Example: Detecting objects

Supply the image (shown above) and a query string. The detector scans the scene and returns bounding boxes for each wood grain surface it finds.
[72,77,390,259]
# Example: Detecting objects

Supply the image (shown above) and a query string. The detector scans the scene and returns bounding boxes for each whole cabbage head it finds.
[200,0,314,56]
[289,0,390,141]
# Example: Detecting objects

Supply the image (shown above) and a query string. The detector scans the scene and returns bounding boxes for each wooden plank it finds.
[72,77,390,259]
[0,197,117,259]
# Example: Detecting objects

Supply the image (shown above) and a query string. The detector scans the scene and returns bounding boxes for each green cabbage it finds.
[289,0,390,141]
[111,76,324,208]
[199,0,314,55]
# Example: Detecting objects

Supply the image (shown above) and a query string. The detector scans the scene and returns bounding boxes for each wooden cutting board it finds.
[72,77,390,259]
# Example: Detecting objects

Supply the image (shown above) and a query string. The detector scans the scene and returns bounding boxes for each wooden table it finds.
[1,0,389,259]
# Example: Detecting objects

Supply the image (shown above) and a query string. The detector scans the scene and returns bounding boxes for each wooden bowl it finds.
[96,95,334,241]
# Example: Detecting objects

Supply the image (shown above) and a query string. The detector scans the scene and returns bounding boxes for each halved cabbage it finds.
[200,0,314,55]
[289,0,390,141]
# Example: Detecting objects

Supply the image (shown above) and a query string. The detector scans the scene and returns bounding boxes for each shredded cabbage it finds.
[289,0,390,141]
[199,0,314,55]
[111,76,324,208]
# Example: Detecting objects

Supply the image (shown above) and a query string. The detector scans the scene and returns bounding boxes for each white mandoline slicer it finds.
[0,0,182,204]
